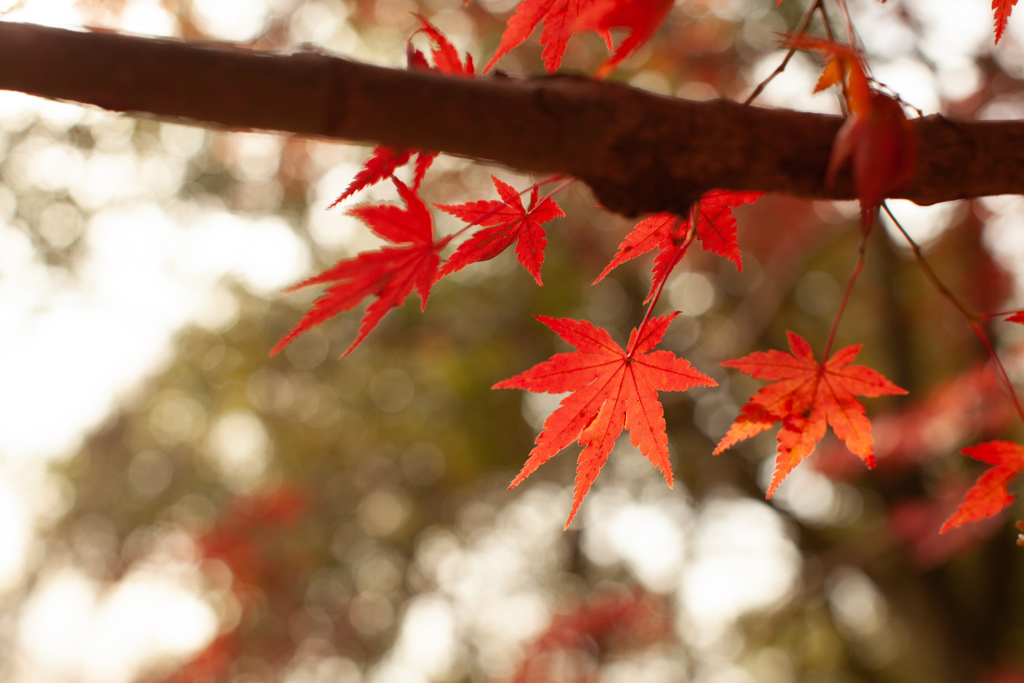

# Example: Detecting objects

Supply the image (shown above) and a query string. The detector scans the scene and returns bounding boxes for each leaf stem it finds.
[626,207,698,358]
[822,218,871,360]
[881,202,1024,425]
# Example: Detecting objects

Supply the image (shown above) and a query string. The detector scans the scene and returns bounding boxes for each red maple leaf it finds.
[1006,311,1024,324]
[594,190,762,300]
[715,331,906,497]
[577,0,675,77]
[483,0,672,74]
[993,0,1019,43]
[330,17,474,206]
[494,313,716,527]
[484,0,584,74]
[272,179,448,357]
[940,441,1024,533]
[436,176,563,285]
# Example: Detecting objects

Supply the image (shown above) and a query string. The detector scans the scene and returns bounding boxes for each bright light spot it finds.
[850,0,917,59]
[873,59,940,114]
[937,62,983,102]
[119,0,178,37]
[204,411,271,492]
[680,497,800,645]
[228,132,283,182]
[746,51,842,115]
[181,212,310,294]
[906,0,991,67]
[980,195,1024,285]
[17,566,216,683]
[881,199,965,250]
[70,151,139,210]
[160,122,207,158]
[0,474,31,593]
[606,502,686,591]
[4,0,83,28]
[764,462,839,526]
[191,0,271,41]
[828,566,886,635]
[308,159,377,250]
[668,271,716,316]
[391,594,457,678]
[290,1,344,44]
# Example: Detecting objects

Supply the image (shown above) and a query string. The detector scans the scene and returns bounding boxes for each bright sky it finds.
[0,0,1021,680]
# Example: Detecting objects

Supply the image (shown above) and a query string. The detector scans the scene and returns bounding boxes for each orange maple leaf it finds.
[787,35,916,229]
[940,441,1024,533]
[272,179,449,357]
[715,331,906,497]
[494,313,716,527]
[436,176,564,285]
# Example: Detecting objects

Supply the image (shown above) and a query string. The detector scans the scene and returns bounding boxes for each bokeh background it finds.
[1,0,1024,680]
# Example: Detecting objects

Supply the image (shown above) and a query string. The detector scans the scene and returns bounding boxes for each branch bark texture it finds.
[0,21,1020,216]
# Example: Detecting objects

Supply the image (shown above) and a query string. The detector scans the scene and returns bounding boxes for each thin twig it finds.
[744,0,824,105]
[881,201,1024,425]
[822,219,871,360]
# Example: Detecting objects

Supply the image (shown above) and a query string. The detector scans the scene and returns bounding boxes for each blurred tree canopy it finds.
[0,0,1023,682]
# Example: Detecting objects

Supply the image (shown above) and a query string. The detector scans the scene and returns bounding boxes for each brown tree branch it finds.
[0,21,1020,216]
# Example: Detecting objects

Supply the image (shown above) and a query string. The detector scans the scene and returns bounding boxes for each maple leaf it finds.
[940,441,1024,533]
[436,176,563,285]
[788,35,916,229]
[594,190,762,300]
[494,313,716,527]
[1006,311,1024,324]
[576,0,675,77]
[715,331,906,497]
[993,0,1019,43]
[330,17,474,206]
[484,0,583,74]
[484,0,672,74]
[272,179,448,357]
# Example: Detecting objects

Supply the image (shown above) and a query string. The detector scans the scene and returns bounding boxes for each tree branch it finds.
[0,21,1020,216]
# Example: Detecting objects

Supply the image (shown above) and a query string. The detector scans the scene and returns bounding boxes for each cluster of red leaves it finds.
[495,314,715,527]
[484,0,674,75]
[714,331,906,497]
[329,16,474,207]
[595,189,763,299]
[274,19,572,357]
[272,13,1024,537]
[271,179,450,357]
[437,175,564,285]
[508,588,672,683]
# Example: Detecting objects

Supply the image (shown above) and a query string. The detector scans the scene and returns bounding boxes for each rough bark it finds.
[0,21,1020,216]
